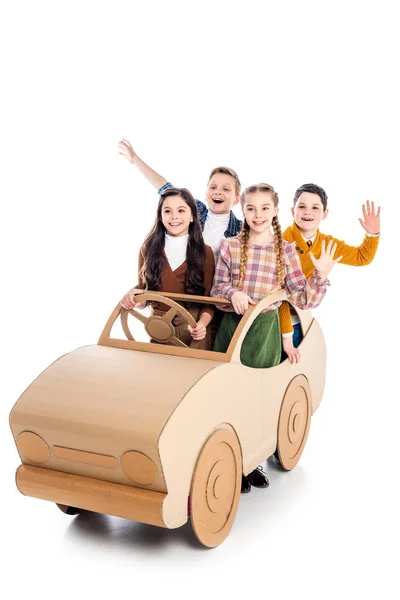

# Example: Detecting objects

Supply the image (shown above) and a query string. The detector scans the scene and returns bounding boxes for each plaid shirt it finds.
[158,182,242,237]
[210,237,328,312]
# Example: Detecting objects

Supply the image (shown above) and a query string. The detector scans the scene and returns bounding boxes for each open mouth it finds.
[252,221,266,226]
[212,198,224,204]
[302,217,313,222]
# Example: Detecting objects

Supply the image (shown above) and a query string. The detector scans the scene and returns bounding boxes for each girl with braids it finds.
[210,183,341,492]
[120,187,215,348]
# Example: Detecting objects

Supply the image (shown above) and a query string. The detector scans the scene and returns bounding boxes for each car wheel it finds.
[190,427,242,548]
[56,503,82,515]
[276,374,312,470]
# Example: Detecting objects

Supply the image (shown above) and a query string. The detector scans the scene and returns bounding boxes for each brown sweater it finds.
[138,244,215,317]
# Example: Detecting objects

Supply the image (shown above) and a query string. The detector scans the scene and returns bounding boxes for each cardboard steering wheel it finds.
[120,292,197,348]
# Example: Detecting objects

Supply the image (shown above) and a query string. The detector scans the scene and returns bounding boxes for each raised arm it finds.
[286,240,341,310]
[119,138,168,191]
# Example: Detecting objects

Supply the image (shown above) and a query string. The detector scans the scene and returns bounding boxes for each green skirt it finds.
[213,310,281,368]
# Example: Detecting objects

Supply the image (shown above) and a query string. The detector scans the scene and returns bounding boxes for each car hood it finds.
[10,344,222,448]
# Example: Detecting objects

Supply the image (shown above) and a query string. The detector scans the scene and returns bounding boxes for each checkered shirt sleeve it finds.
[210,239,237,303]
[284,242,328,309]
[158,182,175,195]
[210,238,328,312]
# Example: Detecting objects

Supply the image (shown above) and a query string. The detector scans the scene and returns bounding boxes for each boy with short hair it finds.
[279,183,381,354]
[118,139,243,254]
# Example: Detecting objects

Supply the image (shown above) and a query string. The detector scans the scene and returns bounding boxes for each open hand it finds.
[119,139,138,164]
[310,239,343,279]
[231,291,256,315]
[359,201,380,234]
[120,293,146,310]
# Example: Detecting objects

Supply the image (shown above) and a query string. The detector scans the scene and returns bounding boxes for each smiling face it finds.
[243,191,278,240]
[292,192,328,237]
[161,195,193,237]
[206,173,240,215]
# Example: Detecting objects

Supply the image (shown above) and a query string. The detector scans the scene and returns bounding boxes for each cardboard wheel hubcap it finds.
[276,375,311,470]
[190,428,241,548]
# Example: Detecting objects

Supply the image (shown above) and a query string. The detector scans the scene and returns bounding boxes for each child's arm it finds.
[120,293,146,310]
[279,303,300,364]
[310,240,343,283]
[282,336,300,364]
[359,201,380,235]
[210,242,254,313]
[278,302,293,335]
[188,312,212,340]
[119,138,168,191]
[210,242,236,303]
[329,201,381,266]
[286,240,342,309]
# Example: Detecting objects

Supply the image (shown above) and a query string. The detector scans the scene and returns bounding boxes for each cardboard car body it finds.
[9,288,326,547]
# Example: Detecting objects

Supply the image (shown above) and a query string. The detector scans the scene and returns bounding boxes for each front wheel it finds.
[190,427,242,548]
[275,375,312,470]
[56,503,82,515]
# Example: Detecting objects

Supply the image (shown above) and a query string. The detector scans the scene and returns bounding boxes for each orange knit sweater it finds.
[279,222,380,334]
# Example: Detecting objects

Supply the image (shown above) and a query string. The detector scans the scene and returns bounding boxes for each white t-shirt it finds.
[164,233,188,271]
[202,211,230,257]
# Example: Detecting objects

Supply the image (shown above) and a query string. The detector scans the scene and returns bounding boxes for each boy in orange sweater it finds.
[280,183,380,359]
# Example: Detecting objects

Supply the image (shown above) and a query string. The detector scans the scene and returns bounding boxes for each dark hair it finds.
[208,166,241,195]
[139,187,206,295]
[293,183,328,211]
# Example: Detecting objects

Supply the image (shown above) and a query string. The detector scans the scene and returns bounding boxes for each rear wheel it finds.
[190,427,242,548]
[276,375,312,470]
[56,503,82,515]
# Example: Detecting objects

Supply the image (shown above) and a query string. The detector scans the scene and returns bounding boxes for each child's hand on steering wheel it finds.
[120,293,146,310]
[188,322,207,340]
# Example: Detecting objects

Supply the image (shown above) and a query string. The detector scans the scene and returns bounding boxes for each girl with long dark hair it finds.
[121,187,215,347]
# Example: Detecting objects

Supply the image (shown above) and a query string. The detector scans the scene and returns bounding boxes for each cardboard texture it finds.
[9,289,326,547]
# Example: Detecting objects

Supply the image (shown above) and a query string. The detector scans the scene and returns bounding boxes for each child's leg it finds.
[241,311,280,488]
[240,310,281,368]
[209,310,223,349]
[213,312,242,352]
[215,311,279,491]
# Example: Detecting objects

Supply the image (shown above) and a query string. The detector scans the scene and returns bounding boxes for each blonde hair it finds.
[238,183,285,289]
[208,166,241,196]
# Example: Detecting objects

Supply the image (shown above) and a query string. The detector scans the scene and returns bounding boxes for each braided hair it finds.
[238,221,250,288]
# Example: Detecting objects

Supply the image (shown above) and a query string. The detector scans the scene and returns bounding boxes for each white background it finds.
[1,1,398,599]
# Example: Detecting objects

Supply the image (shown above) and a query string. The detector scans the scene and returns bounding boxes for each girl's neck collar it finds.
[248,232,274,245]
[165,233,189,242]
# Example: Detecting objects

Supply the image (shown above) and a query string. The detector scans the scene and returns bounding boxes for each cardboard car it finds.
[9,288,326,547]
